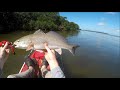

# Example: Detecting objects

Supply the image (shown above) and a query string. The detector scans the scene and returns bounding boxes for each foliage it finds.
[0,12,80,33]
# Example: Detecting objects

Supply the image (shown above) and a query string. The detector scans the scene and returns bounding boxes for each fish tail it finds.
[69,45,80,55]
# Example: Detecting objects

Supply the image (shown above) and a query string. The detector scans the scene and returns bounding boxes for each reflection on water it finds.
[0,30,120,78]
[63,30,119,78]
[57,30,80,38]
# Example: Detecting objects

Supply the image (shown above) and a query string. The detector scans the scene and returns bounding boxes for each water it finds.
[0,30,119,78]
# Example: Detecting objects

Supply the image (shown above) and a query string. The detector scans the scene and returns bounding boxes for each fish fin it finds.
[55,48,62,55]
[46,31,67,43]
[69,45,80,55]
[26,43,34,51]
[34,29,45,34]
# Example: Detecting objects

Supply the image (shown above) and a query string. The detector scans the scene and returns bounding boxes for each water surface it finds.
[0,30,119,78]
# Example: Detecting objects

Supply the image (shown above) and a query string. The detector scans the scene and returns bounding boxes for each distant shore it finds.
[80,29,120,37]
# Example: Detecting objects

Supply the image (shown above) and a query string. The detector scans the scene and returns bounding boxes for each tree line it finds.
[0,12,80,33]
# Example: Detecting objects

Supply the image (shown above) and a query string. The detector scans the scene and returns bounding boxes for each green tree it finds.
[0,12,80,33]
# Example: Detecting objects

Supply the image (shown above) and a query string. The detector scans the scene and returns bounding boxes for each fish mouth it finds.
[12,44,17,47]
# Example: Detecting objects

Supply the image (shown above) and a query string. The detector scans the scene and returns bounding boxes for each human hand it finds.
[44,43,59,70]
[44,43,56,62]
[0,42,10,70]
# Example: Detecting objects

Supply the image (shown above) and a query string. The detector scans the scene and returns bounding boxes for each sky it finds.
[59,12,120,36]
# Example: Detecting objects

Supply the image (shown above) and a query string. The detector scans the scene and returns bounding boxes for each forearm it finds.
[51,66,65,78]
[48,60,59,70]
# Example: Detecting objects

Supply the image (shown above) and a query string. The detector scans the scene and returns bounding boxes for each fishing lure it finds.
[0,40,15,55]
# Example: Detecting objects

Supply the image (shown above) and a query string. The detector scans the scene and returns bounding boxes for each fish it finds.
[13,29,79,55]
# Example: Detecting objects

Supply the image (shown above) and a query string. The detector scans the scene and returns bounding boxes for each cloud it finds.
[97,22,105,26]
[106,12,117,15]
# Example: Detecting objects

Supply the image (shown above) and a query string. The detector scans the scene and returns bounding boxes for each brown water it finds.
[0,30,119,78]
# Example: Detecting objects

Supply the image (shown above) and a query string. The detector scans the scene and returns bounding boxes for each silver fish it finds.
[14,29,79,55]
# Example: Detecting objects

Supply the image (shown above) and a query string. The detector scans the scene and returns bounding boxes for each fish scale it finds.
[14,29,79,55]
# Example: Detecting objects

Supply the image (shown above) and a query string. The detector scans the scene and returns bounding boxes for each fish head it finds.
[13,36,31,49]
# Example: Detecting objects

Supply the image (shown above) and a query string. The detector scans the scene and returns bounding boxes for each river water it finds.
[0,30,119,78]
